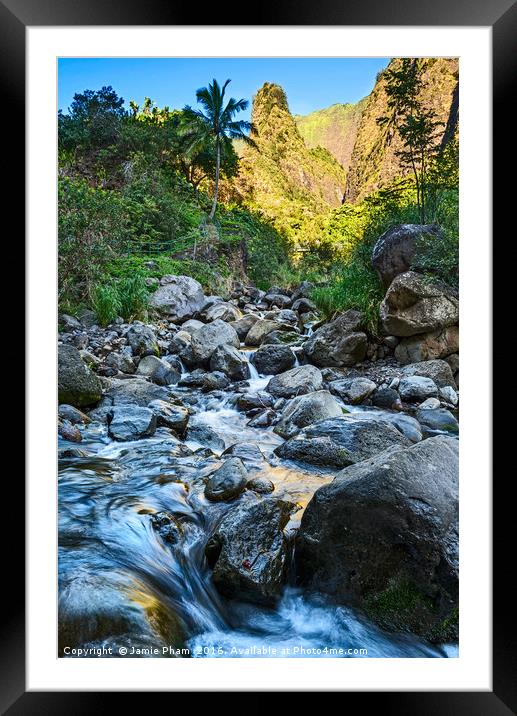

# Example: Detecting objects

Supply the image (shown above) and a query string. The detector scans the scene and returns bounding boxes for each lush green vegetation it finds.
[58,85,294,316]
[58,74,458,332]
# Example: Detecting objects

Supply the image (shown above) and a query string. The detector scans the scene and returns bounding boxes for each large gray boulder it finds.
[380,271,458,338]
[190,319,240,366]
[303,311,368,368]
[395,326,459,364]
[149,275,206,321]
[209,344,250,381]
[274,415,411,468]
[205,498,293,605]
[252,344,296,375]
[136,355,180,385]
[372,224,441,288]
[58,344,103,408]
[266,365,323,398]
[126,324,159,357]
[204,458,248,502]
[274,390,343,439]
[401,359,457,389]
[107,406,157,441]
[295,436,459,641]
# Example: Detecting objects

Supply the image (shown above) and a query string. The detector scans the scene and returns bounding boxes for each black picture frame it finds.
[4,0,512,710]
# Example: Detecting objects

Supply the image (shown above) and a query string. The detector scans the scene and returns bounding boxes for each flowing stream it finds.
[59,332,458,659]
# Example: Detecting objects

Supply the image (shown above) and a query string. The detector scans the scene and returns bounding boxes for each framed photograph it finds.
[4,0,510,708]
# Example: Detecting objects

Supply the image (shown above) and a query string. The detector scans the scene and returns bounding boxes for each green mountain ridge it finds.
[345,58,459,202]
[231,83,347,240]
[295,99,366,172]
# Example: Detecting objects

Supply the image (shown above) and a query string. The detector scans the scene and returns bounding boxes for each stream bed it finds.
[59,368,458,659]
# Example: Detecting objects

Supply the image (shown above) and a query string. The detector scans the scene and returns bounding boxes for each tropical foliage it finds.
[58,66,458,330]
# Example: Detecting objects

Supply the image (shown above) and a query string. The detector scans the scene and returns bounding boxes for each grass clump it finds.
[91,284,122,327]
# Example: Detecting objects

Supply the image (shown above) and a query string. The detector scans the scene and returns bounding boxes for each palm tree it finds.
[183,79,254,220]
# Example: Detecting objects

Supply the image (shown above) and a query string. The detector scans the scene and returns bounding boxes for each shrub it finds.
[92,284,121,327]
[413,189,459,288]
[58,177,131,306]
[117,273,149,321]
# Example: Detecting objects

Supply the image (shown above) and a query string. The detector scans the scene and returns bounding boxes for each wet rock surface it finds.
[206,498,294,605]
[295,436,459,641]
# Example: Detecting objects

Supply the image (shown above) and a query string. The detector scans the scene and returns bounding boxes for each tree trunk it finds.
[209,140,220,221]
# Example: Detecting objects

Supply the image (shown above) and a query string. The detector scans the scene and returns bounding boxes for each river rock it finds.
[180,319,204,334]
[275,415,411,468]
[148,399,189,435]
[58,404,91,425]
[419,397,441,409]
[263,309,297,327]
[252,345,296,375]
[104,378,170,407]
[371,387,402,410]
[346,409,422,443]
[247,409,276,427]
[261,330,303,347]
[209,344,250,381]
[246,477,275,494]
[401,359,457,389]
[439,385,458,406]
[190,319,240,366]
[292,297,316,314]
[265,293,292,309]
[372,224,441,288]
[58,420,82,442]
[236,392,275,413]
[136,355,180,385]
[266,365,323,398]
[205,498,292,605]
[230,314,260,341]
[445,354,459,386]
[274,390,343,439]
[245,319,285,346]
[204,458,248,502]
[201,301,242,323]
[149,275,206,321]
[179,369,230,392]
[222,442,265,468]
[303,311,367,368]
[395,326,459,365]
[150,511,184,544]
[105,349,137,375]
[186,424,225,452]
[380,271,458,338]
[398,376,438,402]
[329,377,377,405]
[126,324,159,357]
[168,330,193,363]
[415,408,459,435]
[107,406,157,441]
[295,436,459,641]
[58,344,103,408]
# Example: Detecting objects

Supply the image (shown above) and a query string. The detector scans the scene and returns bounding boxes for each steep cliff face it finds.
[295,99,366,172]
[233,83,347,232]
[344,58,459,203]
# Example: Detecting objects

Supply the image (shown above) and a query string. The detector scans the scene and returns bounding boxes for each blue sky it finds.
[58,57,390,119]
